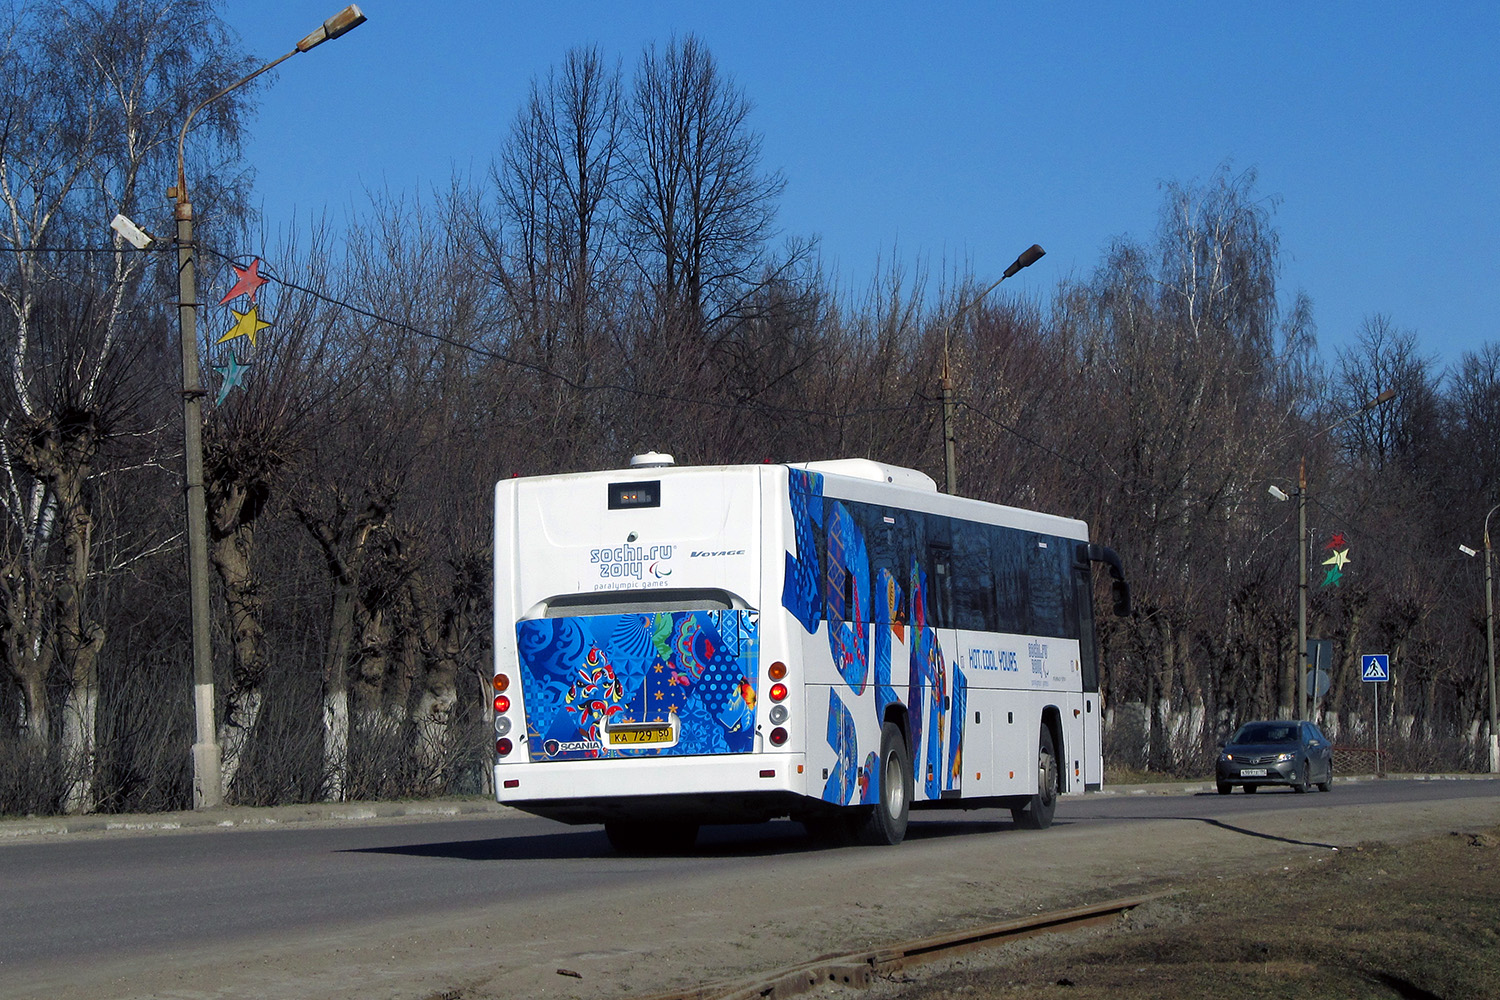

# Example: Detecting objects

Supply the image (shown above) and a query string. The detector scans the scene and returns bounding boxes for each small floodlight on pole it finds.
[941,243,1045,495]
[168,5,366,810]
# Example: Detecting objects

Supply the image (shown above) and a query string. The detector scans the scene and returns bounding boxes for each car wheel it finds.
[1317,759,1333,793]
[854,721,912,846]
[1216,781,1232,795]
[1011,727,1059,830]
[1294,760,1310,794]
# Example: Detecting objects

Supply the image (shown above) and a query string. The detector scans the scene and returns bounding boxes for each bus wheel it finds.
[1011,728,1059,830]
[855,721,912,846]
[604,820,699,855]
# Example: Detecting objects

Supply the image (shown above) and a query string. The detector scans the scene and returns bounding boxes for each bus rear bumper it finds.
[494,752,808,825]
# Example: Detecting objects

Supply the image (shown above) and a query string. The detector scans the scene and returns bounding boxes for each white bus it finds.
[492,455,1129,851]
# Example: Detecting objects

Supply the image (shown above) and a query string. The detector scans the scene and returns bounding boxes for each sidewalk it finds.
[4,772,1496,842]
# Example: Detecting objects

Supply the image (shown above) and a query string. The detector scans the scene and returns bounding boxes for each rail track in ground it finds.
[632,894,1161,1000]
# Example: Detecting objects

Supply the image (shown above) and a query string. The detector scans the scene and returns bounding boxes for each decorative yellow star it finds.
[217,305,272,347]
[1322,548,1350,570]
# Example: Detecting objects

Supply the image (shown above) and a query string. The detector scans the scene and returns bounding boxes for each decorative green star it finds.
[213,353,252,405]
[216,304,272,347]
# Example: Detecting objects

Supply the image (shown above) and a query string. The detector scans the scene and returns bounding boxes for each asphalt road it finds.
[2,776,1496,1000]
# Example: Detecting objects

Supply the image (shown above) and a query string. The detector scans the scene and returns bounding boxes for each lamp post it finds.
[940,243,1045,495]
[1460,503,1499,773]
[1269,387,1396,721]
[171,5,367,809]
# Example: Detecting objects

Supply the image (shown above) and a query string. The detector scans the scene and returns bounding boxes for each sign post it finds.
[1362,654,1390,776]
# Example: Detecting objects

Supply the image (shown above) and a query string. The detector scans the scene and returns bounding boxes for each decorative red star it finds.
[219,258,268,305]
[1324,533,1347,550]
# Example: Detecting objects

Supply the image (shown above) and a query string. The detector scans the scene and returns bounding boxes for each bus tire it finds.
[1011,727,1059,830]
[854,721,912,846]
[604,819,699,855]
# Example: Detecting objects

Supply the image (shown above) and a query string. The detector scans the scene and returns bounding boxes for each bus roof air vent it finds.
[630,452,675,468]
[794,459,937,493]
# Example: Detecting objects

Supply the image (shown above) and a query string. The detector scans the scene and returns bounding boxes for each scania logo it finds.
[543,738,602,757]
[690,549,745,557]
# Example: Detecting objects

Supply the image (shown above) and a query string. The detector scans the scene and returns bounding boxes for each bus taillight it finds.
[769,683,788,703]
[769,727,788,746]
[496,737,513,757]
[493,694,511,714]
[768,661,787,680]
[493,673,510,692]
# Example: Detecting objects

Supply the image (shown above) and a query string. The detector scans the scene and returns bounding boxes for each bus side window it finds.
[952,519,996,631]
[927,547,952,629]
[992,526,1029,634]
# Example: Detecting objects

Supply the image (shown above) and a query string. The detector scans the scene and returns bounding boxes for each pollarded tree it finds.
[0,0,254,810]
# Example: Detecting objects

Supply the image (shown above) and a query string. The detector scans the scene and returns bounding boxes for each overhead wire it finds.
[5,239,1090,462]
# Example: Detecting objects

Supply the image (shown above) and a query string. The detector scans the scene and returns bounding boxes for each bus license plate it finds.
[610,726,673,745]
[1240,768,1267,777]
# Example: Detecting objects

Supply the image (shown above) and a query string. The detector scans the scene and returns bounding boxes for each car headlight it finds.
[1275,752,1294,762]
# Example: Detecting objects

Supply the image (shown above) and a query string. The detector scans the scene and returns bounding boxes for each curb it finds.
[1,797,515,842]
[6,773,1497,842]
[1098,771,1500,796]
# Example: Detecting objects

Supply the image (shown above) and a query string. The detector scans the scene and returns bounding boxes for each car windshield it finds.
[1233,723,1299,744]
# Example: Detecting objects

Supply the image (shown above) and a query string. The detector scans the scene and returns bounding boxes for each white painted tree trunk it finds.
[61,683,97,813]
[219,690,263,795]
[323,689,349,802]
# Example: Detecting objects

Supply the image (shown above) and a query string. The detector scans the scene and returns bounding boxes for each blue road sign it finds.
[1361,654,1390,682]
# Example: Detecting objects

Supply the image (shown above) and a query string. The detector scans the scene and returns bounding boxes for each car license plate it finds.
[609,725,673,745]
[1240,768,1268,777]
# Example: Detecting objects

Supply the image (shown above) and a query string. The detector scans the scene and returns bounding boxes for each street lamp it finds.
[1459,503,1499,773]
[1269,387,1397,721]
[940,243,1045,495]
[170,5,366,809]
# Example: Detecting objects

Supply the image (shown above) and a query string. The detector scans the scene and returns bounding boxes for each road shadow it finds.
[1172,815,1342,851]
[343,812,1045,862]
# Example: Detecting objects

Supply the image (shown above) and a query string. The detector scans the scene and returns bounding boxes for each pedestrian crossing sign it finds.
[1361,654,1390,683]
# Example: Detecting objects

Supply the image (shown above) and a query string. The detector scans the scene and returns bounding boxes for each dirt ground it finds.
[822,825,1500,1000]
[10,786,1500,1000]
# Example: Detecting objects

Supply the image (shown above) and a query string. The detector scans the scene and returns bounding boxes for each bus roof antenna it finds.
[630,452,675,468]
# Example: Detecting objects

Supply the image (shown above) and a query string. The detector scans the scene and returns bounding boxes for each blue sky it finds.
[235,2,1497,372]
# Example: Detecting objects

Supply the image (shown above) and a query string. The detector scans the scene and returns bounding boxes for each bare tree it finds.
[621,34,786,334]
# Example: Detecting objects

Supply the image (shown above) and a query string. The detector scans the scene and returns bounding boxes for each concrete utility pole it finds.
[940,244,1045,495]
[1270,388,1396,721]
[168,5,367,809]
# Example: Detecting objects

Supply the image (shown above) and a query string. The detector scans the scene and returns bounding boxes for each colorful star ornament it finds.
[1320,533,1350,587]
[213,353,252,405]
[216,304,272,348]
[219,257,269,304]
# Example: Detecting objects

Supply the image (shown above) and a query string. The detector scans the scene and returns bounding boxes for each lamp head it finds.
[1003,244,1046,278]
[1460,544,1479,558]
[109,214,155,249]
[1268,485,1289,502]
[297,5,366,52]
